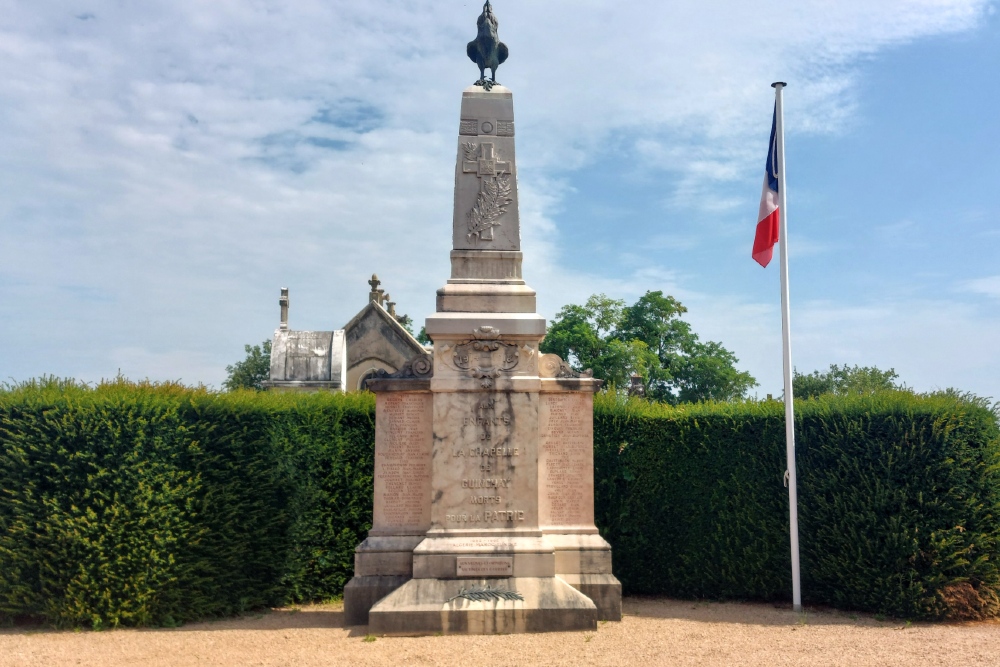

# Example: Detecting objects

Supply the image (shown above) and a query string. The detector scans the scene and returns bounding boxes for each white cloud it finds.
[961,275,1000,298]
[0,0,992,386]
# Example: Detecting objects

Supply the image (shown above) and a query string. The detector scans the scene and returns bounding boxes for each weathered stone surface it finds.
[547,534,614,574]
[539,391,598,532]
[343,575,411,626]
[368,577,597,635]
[456,557,514,577]
[558,574,623,622]
[429,390,541,535]
[265,329,347,391]
[448,249,524,283]
[354,535,426,577]
[452,87,519,251]
[436,281,537,313]
[412,536,555,579]
[424,312,546,337]
[372,391,433,536]
[343,389,432,619]
[341,78,620,634]
[344,301,426,391]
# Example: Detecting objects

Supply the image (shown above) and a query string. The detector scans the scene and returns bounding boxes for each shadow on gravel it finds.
[171,607,350,633]
[0,607,351,636]
[623,598,896,628]
[0,598,908,636]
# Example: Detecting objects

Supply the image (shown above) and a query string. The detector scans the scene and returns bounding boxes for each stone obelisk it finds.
[342,2,620,634]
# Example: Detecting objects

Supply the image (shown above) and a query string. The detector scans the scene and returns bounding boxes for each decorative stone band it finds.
[448,250,524,283]
[460,118,515,137]
[538,353,594,379]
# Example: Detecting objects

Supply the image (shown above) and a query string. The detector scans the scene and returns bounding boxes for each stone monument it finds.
[342,2,621,634]
[264,288,349,393]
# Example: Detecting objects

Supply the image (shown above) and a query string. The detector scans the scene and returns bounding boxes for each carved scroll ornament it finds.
[538,353,593,379]
[370,353,434,381]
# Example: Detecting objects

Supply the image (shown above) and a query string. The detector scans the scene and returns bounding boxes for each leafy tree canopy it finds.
[540,291,757,403]
[793,363,903,399]
[223,340,271,391]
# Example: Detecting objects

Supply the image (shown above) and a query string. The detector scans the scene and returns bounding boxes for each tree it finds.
[541,291,756,403]
[792,363,902,399]
[416,326,431,345]
[395,313,415,336]
[223,340,271,391]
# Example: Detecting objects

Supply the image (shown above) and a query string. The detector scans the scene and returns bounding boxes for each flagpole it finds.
[772,80,801,612]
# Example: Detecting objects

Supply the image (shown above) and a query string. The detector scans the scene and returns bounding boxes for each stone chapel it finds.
[263,275,427,392]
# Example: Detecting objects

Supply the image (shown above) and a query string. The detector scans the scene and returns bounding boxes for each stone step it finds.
[367,576,598,635]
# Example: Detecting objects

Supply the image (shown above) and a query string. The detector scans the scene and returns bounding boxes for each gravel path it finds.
[2,597,996,667]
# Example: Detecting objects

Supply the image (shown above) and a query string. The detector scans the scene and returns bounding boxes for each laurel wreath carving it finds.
[467,173,512,243]
[447,584,524,603]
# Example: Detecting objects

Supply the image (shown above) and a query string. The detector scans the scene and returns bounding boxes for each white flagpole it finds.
[772,80,801,612]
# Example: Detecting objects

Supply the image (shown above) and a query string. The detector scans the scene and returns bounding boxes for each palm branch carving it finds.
[447,584,524,603]
[467,171,512,243]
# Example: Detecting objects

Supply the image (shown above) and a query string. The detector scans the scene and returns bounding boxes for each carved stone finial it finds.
[279,287,289,330]
[377,288,385,305]
[467,1,508,91]
[368,274,381,303]
[387,301,397,317]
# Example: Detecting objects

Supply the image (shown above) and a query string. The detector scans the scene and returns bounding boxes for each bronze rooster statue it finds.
[467,1,508,91]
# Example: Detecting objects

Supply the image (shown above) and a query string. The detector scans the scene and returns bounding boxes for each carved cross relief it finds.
[462,142,512,243]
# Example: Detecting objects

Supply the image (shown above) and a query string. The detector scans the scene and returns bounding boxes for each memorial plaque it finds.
[431,391,540,530]
[456,557,514,577]
[373,392,433,533]
[539,392,595,529]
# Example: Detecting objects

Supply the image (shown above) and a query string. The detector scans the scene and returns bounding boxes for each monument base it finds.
[560,574,622,622]
[345,535,426,625]
[344,575,412,626]
[368,577,597,635]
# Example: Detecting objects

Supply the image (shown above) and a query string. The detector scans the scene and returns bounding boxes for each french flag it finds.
[753,108,780,268]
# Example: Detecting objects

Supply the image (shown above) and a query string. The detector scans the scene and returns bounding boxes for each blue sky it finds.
[1,1,998,398]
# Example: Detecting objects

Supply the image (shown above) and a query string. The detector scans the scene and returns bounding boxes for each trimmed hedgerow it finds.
[0,378,374,628]
[2,379,998,625]
[593,391,1000,620]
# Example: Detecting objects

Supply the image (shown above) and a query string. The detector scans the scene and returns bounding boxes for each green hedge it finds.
[0,379,374,628]
[593,391,1000,620]
[2,380,998,625]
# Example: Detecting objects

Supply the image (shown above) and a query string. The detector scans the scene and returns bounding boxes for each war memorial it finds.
[342,1,622,635]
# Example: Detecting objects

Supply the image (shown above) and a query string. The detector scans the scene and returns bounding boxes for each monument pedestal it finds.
[342,83,620,634]
[369,577,597,635]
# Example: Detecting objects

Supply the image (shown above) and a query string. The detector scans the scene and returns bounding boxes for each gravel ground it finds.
[2,597,997,667]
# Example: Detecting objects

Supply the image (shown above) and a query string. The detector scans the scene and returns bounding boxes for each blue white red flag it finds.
[753,107,780,267]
